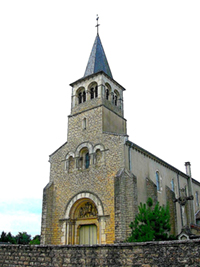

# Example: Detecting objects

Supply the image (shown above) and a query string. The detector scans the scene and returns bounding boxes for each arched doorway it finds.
[70,199,98,245]
[62,192,107,245]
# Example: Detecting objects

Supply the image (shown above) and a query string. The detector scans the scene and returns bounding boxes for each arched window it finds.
[79,148,90,169]
[105,83,111,101]
[90,86,98,99]
[156,171,160,191]
[89,82,98,100]
[114,90,119,106]
[66,152,75,171]
[77,87,86,104]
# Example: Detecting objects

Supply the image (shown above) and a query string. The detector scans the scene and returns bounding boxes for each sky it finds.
[0,1,200,237]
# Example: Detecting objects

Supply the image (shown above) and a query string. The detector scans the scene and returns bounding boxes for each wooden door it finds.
[79,224,97,245]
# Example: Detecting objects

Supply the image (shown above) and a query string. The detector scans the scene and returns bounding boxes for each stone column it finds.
[71,219,76,244]
[98,216,107,244]
[66,219,70,245]
[98,83,104,99]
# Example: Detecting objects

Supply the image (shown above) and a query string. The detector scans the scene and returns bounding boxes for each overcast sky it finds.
[0,1,200,237]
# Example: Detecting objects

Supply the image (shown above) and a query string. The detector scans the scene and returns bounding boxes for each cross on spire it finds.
[95,15,100,34]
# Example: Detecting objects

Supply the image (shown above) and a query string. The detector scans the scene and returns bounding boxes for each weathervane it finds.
[95,15,100,34]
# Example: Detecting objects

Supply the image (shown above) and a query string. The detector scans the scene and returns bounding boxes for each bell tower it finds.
[69,32,127,139]
[41,20,132,246]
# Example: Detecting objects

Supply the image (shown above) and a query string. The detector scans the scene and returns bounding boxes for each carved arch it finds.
[65,152,75,170]
[66,151,75,160]
[113,89,120,106]
[88,81,98,99]
[75,142,93,157]
[61,192,107,245]
[105,82,111,100]
[64,191,104,219]
[93,143,105,153]
[76,86,86,104]
[93,144,105,164]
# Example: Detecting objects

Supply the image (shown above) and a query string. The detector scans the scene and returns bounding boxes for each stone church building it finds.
[41,31,200,245]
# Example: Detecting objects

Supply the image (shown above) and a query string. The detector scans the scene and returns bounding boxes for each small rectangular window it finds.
[196,192,199,206]
[82,118,86,130]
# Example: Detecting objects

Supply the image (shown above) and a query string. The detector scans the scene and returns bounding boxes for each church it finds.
[41,23,200,245]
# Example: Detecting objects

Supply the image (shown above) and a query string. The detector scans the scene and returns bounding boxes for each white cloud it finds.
[0,199,42,237]
[0,211,41,237]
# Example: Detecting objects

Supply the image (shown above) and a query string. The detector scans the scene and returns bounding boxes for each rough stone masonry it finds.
[1,239,200,267]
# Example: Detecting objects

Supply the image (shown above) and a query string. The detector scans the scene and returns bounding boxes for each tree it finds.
[0,231,16,244]
[29,235,40,245]
[15,232,31,244]
[0,231,7,242]
[6,232,17,244]
[0,231,41,244]
[127,198,173,242]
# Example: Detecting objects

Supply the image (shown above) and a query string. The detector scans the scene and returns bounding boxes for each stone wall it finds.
[1,239,200,267]
[42,103,127,244]
[146,177,157,205]
[114,168,137,242]
[166,185,177,235]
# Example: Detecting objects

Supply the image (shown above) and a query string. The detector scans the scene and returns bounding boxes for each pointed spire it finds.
[84,33,113,79]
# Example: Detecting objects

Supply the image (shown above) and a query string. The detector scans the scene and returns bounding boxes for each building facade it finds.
[41,32,200,245]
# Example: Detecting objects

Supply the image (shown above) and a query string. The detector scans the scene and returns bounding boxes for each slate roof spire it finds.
[84,33,113,79]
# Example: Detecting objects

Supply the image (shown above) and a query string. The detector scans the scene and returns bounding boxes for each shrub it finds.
[127,198,174,242]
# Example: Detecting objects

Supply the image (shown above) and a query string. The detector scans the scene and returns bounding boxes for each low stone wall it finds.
[0,239,200,267]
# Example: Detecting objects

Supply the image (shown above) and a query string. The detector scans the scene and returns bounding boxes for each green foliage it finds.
[127,198,173,242]
[0,231,16,244]
[29,235,40,245]
[15,232,31,244]
[0,231,40,245]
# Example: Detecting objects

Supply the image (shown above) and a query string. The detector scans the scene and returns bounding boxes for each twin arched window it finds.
[78,88,86,104]
[105,83,111,101]
[66,144,104,172]
[113,90,119,106]
[76,83,120,108]
[90,86,98,99]
[77,84,98,105]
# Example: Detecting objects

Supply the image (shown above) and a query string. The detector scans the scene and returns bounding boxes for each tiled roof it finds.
[84,34,113,79]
